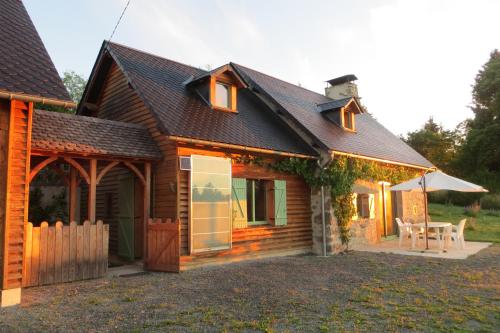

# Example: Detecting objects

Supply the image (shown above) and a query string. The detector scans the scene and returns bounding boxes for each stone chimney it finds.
[325,74,358,99]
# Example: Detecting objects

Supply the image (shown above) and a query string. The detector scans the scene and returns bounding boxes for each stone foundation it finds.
[311,181,382,255]
[0,288,21,307]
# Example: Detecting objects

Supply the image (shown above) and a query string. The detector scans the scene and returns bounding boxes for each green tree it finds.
[404,117,459,172]
[36,71,87,113]
[455,50,500,192]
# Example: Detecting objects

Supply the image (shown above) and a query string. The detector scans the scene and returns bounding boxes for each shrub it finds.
[464,202,481,217]
[480,194,500,210]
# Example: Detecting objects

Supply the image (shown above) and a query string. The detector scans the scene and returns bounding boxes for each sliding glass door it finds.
[190,155,232,253]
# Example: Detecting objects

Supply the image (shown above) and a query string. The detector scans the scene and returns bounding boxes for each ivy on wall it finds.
[272,156,419,250]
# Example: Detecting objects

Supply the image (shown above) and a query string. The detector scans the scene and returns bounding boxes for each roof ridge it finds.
[232,62,331,100]
[34,109,148,130]
[106,40,209,74]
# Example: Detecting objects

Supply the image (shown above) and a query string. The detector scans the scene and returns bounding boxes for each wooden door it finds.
[146,218,180,272]
[385,190,395,235]
[118,175,134,260]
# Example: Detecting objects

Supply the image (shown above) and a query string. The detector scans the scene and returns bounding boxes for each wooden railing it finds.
[146,218,180,273]
[23,220,109,287]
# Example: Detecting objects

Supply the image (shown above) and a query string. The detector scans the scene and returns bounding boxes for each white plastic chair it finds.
[396,218,412,248]
[451,219,467,249]
[441,225,453,250]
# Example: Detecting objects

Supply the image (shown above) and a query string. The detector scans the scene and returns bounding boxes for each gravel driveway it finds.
[1,245,498,332]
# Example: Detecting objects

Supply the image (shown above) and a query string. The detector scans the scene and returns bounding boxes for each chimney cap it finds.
[326,74,358,86]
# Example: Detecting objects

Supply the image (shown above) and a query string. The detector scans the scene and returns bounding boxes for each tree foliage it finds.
[36,71,87,113]
[455,50,500,193]
[404,117,459,172]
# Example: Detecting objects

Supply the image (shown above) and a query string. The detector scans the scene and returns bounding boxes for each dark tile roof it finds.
[32,110,161,159]
[0,0,71,103]
[317,97,352,112]
[233,64,434,168]
[104,42,314,156]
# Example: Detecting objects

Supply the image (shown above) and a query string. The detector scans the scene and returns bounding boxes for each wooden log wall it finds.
[0,100,9,285]
[1,100,32,290]
[94,62,177,220]
[22,221,109,287]
[177,145,312,269]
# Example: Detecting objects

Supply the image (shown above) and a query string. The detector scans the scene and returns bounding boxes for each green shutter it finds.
[232,178,248,229]
[274,180,287,226]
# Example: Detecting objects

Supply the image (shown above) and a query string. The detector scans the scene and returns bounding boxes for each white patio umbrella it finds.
[390,171,488,249]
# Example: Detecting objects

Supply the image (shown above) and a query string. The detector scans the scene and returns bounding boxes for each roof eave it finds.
[330,149,436,171]
[0,89,75,108]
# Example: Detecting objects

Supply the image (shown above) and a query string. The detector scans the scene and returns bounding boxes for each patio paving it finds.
[353,237,492,259]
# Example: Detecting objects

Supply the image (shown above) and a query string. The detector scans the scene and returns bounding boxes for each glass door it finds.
[190,155,232,253]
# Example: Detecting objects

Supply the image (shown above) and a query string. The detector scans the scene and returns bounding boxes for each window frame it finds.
[342,109,355,131]
[210,76,238,112]
[246,179,269,226]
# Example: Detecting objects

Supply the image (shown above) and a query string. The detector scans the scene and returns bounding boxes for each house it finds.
[0,0,433,307]
[75,40,433,267]
[0,0,74,306]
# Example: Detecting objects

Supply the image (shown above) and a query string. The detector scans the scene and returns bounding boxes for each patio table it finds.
[411,222,452,250]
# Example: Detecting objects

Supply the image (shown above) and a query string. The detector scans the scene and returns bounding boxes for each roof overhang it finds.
[331,149,436,171]
[0,89,76,108]
[169,135,316,159]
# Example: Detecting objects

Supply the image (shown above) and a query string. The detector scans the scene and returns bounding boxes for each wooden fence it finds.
[146,218,180,272]
[23,220,109,287]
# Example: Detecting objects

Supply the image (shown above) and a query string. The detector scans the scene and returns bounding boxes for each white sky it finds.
[25,0,500,135]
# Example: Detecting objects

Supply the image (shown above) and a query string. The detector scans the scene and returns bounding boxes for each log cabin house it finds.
[0,0,433,306]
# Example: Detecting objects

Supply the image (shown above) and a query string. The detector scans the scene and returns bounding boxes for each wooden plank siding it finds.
[93,62,177,221]
[2,100,33,289]
[90,61,313,270]
[177,145,312,269]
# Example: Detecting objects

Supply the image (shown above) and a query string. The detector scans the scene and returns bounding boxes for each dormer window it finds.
[318,97,362,132]
[210,76,237,112]
[342,109,355,131]
[187,63,247,113]
[215,81,231,109]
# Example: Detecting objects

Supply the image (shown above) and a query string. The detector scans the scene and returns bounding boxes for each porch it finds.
[352,237,492,259]
[22,110,165,287]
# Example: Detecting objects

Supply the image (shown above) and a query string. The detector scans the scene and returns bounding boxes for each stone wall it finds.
[394,191,426,223]
[311,180,380,255]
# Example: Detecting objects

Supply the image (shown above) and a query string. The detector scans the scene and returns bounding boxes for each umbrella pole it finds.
[423,176,429,250]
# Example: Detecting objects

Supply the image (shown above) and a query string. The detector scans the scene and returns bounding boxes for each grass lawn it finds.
[0,246,499,332]
[429,203,500,243]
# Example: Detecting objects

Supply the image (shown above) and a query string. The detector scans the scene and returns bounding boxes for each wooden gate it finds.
[23,220,109,287]
[146,218,180,272]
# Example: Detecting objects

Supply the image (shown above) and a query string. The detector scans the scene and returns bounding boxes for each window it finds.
[343,110,355,130]
[246,179,268,225]
[232,178,287,228]
[356,194,370,218]
[352,193,375,220]
[215,81,231,109]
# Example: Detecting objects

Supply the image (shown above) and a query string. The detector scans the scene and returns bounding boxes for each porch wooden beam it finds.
[69,167,78,223]
[29,156,58,183]
[88,159,97,223]
[143,162,151,266]
[123,161,146,186]
[96,161,120,184]
[63,157,90,184]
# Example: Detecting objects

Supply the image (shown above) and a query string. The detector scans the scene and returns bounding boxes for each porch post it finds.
[143,162,151,266]
[69,167,78,223]
[88,159,97,223]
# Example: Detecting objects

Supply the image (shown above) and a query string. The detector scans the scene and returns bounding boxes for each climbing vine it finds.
[272,156,418,250]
